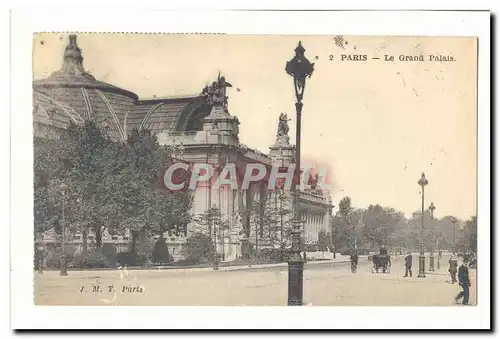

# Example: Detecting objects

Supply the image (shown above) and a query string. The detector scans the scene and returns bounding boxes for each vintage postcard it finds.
[9,8,491,331]
[31,33,479,307]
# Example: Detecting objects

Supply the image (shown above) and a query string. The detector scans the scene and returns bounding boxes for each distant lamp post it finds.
[60,183,68,276]
[417,173,428,278]
[428,202,436,271]
[451,217,457,254]
[436,234,442,269]
[285,41,314,306]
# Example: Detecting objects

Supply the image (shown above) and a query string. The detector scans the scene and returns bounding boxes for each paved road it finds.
[34,256,476,306]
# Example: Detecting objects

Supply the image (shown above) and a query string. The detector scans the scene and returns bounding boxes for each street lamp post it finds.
[428,202,436,271]
[417,173,428,278]
[60,183,68,276]
[453,217,457,254]
[437,236,441,270]
[285,41,314,306]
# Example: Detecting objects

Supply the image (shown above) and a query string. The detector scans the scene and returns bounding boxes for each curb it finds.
[35,259,355,277]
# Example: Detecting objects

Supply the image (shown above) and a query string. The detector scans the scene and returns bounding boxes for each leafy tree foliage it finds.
[265,189,293,251]
[246,189,292,260]
[152,238,171,264]
[331,196,355,253]
[330,196,476,254]
[183,233,216,264]
[316,229,332,252]
[33,121,193,256]
[457,216,477,253]
[193,206,229,244]
[362,205,404,249]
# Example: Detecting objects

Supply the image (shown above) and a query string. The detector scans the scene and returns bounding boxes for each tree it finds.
[434,216,461,251]
[388,218,411,254]
[193,206,229,248]
[34,137,61,237]
[246,189,293,261]
[457,216,477,254]
[33,121,193,255]
[121,129,193,252]
[40,121,130,248]
[331,196,355,253]
[317,229,332,256]
[183,233,216,264]
[266,188,292,252]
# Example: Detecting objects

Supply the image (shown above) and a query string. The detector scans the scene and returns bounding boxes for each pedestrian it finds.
[404,252,412,277]
[379,245,388,255]
[449,254,458,283]
[350,247,359,273]
[455,258,471,305]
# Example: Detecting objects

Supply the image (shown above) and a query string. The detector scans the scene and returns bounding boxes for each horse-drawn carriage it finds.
[370,254,391,273]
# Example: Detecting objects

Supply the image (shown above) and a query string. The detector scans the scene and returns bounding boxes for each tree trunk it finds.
[130,230,138,254]
[82,227,88,255]
[95,226,103,248]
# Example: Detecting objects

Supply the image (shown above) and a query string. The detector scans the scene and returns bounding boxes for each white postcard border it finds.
[10,9,490,330]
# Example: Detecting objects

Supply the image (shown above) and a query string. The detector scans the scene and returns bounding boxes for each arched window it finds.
[185,112,206,131]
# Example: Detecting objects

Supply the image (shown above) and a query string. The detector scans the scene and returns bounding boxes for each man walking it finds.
[404,252,412,277]
[455,258,471,305]
[449,254,458,283]
[350,247,359,274]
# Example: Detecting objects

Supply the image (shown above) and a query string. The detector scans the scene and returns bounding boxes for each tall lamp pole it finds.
[436,235,441,270]
[417,173,428,278]
[60,183,68,276]
[451,217,457,254]
[428,202,436,271]
[285,41,314,306]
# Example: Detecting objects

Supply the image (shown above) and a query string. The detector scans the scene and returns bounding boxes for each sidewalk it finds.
[36,255,362,279]
[34,255,474,306]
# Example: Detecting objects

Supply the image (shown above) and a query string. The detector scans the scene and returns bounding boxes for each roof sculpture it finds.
[33,34,212,141]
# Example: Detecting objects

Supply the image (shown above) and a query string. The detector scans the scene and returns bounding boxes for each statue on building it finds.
[211,119,219,132]
[308,173,319,190]
[232,213,243,238]
[276,112,291,145]
[277,113,290,137]
[201,73,233,111]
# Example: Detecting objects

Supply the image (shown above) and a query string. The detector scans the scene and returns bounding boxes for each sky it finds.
[32,34,478,219]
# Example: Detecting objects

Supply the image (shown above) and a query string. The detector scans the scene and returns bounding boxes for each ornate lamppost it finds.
[285,41,314,306]
[417,173,428,278]
[60,183,68,276]
[428,202,436,271]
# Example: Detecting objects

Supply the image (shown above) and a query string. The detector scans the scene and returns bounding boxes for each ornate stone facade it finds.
[33,35,334,260]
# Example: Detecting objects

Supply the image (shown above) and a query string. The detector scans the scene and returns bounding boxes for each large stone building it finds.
[33,35,334,260]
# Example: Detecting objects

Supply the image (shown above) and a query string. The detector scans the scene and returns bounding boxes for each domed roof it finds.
[33,34,213,141]
[34,35,138,99]
[33,35,139,141]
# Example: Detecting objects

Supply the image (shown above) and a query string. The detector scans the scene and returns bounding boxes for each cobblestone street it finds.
[34,255,476,306]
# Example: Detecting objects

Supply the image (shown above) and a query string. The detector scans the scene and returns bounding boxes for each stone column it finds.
[316,214,320,242]
[304,212,311,243]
